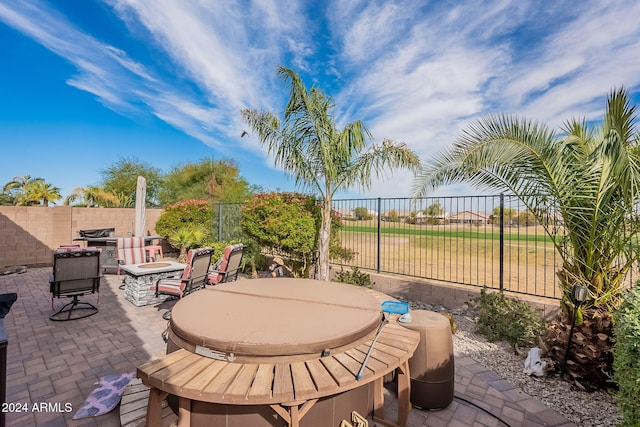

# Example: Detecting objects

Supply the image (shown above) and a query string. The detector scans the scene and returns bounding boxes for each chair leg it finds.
[50,296,98,321]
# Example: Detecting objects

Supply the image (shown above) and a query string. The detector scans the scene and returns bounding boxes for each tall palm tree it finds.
[242,66,421,280]
[23,180,62,206]
[413,88,640,388]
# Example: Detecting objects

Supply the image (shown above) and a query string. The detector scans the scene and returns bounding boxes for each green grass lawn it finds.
[337,223,560,298]
[341,223,553,242]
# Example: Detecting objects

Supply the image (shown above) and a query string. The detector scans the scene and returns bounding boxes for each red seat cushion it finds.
[208,271,223,285]
[155,279,183,295]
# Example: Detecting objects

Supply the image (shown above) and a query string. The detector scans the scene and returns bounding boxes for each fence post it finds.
[217,203,223,242]
[499,193,505,292]
[377,197,382,273]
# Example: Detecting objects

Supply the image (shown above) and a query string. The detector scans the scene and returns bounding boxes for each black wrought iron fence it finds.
[212,202,244,242]
[332,195,564,298]
[214,195,639,300]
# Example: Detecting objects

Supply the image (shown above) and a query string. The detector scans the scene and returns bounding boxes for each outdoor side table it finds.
[402,310,455,410]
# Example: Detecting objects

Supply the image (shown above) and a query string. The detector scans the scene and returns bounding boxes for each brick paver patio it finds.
[0,267,577,427]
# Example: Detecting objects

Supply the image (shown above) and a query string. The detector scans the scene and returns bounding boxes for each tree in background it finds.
[2,175,61,206]
[491,207,517,224]
[413,88,640,389]
[64,186,121,207]
[0,192,11,206]
[101,157,163,206]
[22,180,61,206]
[2,175,41,205]
[353,207,372,220]
[242,66,420,280]
[424,201,444,217]
[516,210,537,227]
[423,201,445,225]
[158,158,254,206]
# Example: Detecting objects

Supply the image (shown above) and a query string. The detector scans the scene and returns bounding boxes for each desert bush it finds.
[613,285,640,426]
[166,224,207,260]
[241,192,317,277]
[333,266,374,288]
[241,192,351,277]
[203,238,266,277]
[469,288,547,349]
[156,199,213,243]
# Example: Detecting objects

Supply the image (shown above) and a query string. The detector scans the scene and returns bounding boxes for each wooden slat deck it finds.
[137,322,418,406]
[120,378,178,427]
[137,321,419,427]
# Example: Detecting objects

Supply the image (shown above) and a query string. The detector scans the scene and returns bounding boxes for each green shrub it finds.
[613,285,640,426]
[166,224,207,260]
[240,192,352,277]
[333,266,374,288]
[468,288,547,349]
[241,192,317,277]
[201,239,266,276]
[156,199,213,244]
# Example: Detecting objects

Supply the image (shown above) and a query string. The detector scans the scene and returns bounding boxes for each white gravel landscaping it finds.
[406,300,623,427]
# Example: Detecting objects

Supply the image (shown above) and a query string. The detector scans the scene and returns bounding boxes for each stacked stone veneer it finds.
[0,206,164,269]
[122,270,182,307]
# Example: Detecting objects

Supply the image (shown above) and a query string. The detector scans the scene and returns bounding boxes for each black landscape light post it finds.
[561,284,588,377]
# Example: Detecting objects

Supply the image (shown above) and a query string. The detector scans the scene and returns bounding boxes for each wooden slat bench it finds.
[137,322,418,427]
[120,378,178,427]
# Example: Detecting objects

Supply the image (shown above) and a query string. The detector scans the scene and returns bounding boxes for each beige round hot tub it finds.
[168,278,383,360]
[138,278,420,427]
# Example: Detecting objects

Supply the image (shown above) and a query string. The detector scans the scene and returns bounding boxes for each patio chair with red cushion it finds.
[155,247,214,300]
[116,237,150,275]
[155,247,214,321]
[49,246,102,321]
[207,244,245,285]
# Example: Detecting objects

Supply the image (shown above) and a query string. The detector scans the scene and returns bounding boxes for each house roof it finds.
[448,210,488,220]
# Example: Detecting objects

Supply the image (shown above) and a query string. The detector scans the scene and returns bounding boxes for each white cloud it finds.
[3,0,640,198]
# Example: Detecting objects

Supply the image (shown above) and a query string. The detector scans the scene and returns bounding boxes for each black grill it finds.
[78,228,115,238]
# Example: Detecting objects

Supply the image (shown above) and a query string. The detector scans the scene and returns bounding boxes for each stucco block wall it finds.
[330,268,560,318]
[0,206,164,268]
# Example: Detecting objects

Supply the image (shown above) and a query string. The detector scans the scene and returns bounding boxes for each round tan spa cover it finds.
[170,278,382,358]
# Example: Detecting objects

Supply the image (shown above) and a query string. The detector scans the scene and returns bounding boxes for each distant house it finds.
[382,209,409,222]
[448,210,488,225]
[335,208,355,219]
[336,207,378,220]
[381,209,426,223]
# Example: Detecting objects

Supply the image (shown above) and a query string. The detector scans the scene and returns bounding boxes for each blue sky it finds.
[2,0,640,202]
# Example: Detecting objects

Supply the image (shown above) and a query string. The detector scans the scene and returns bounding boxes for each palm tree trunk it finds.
[317,198,332,280]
